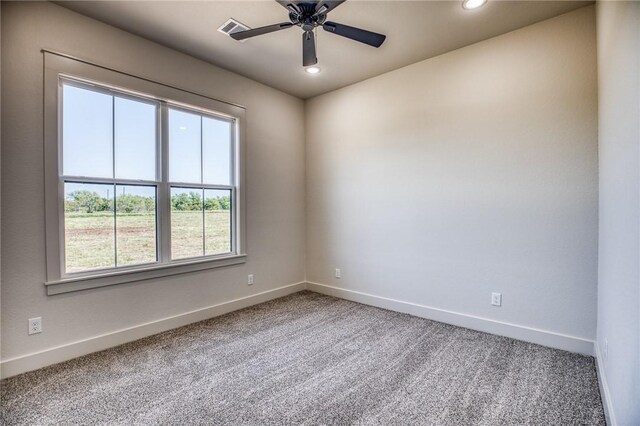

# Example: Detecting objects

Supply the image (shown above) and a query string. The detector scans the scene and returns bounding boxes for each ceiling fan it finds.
[230,0,386,67]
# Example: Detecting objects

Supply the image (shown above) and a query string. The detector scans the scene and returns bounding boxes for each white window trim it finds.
[43,51,247,295]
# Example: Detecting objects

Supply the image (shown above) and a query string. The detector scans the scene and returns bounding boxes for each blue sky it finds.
[63,83,231,185]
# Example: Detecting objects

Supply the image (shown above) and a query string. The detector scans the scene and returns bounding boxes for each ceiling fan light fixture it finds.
[305,66,321,74]
[462,0,487,10]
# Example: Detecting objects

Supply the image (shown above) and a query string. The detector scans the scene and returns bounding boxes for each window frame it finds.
[166,104,237,261]
[44,52,247,295]
[60,78,163,275]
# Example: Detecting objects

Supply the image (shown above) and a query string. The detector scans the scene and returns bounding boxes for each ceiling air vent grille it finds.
[218,18,250,42]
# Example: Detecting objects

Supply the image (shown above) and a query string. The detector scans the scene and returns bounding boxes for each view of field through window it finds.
[170,188,232,260]
[64,185,231,272]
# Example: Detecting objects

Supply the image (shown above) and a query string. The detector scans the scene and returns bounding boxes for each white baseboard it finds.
[306,282,595,356]
[1,282,306,379]
[1,281,596,380]
[595,343,617,426]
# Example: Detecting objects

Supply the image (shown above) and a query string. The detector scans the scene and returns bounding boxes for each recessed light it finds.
[305,66,321,74]
[462,0,487,10]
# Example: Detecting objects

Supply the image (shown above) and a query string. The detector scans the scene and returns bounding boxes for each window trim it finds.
[43,52,247,295]
[59,78,163,277]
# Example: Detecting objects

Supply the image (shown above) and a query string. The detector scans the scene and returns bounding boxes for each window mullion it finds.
[200,117,206,257]
[112,96,118,268]
[159,102,171,263]
[62,176,160,185]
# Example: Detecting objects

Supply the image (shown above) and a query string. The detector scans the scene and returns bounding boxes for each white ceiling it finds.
[56,0,592,99]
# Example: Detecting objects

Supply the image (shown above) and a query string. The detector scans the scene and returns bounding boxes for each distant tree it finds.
[144,196,155,212]
[97,197,112,212]
[205,197,221,210]
[65,200,78,212]
[219,196,231,210]
[204,195,231,211]
[172,191,203,211]
[188,192,203,210]
[116,194,155,213]
[66,190,110,213]
[171,193,189,211]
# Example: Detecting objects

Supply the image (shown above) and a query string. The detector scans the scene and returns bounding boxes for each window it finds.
[168,108,233,260]
[44,53,245,294]
[62,83,159,273]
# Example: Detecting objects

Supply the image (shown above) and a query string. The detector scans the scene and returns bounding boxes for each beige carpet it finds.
[1,291,605,425]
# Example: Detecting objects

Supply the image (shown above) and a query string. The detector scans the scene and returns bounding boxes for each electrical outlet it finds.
[604,338,608,361]
[335,268,341,279]
[28,317,42,335]
[491,292,502,307]
[247,274,254,286]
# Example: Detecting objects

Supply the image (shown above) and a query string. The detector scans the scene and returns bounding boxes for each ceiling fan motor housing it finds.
[289,2,327,30]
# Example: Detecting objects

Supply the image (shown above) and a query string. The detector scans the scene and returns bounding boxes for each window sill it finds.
[44,254,247,295]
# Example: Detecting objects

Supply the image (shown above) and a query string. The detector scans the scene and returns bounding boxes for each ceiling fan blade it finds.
[322,21,386,47]
[230,22,293,41]
[275,0,292,8]
[276,0,301,16]
[302,31,317,67]
[314,0,346,16]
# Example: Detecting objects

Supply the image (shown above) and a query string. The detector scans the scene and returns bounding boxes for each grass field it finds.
[64,211,231,273]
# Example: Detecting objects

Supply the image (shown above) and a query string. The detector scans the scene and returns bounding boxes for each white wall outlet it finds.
[28,317,42,335]
[604,338,609,361]
[491,292,502,307]
[335,268,341,279]
[247,274,254,286]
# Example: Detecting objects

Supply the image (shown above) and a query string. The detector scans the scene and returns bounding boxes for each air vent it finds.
[218,18,251,42]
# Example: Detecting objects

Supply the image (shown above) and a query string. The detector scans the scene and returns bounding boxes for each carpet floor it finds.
[1,291,604,425]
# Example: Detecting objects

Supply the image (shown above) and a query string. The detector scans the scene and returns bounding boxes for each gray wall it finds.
[1,2,305,361]
[305,7,598,340]
[596,2,640,424]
